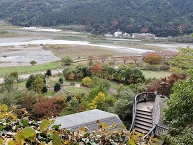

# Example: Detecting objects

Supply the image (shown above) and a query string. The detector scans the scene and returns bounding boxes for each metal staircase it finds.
[129,92,168,138]
[134,109,153,133]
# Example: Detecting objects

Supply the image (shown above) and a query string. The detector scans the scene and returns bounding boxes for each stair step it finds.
[134,126,150,134]
[135,120,152,128]
[137,110,152,116]
[137,109,152,114]
[136,113,152,120]
[134,124,152,132]
[135,117,152,124]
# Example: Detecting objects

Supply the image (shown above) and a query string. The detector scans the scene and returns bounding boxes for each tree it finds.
[112,20,118,27]
[98,54,108,65]
[162,68,193,144]
[81,66,91,77]
[141,28,148,33]
[144,53,163,65]
[131,56,141,66]
[30,60,37,66]
[122,56,129,65]
[86,77,109,101]
[110,56,117,65]
[112,88,135,127]
[54,83,61,92]
[82,77,92,87]
[2,75,15,93]
[126,25,133,33]
[87,56,95,66]
[59,77,63,84]
[26,74,46,92]
[33,76,44,93]
[0,75,20,107]
[26,75,35,90]
[45,69,52,77]
[91,62,102,76]
[168,46,193,73]
[42,86,48,94]
[10,71,18,81]
[66,97,79,113]
[61,56,73,66]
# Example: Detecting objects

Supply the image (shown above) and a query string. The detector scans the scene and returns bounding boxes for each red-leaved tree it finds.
[147,74,186,97]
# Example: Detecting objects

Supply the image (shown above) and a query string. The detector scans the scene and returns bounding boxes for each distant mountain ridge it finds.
[0,0,193,37]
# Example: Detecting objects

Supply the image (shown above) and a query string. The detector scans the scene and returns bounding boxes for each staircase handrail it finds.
[129,92,156,132]
[143,124,168,139]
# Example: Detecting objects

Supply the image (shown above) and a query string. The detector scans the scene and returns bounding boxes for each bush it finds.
[146,65,160,71]
[59,77,64,84]
[54,83,61,92]
[42,86,48,94]
[160,65,170,71]
[82,77,92,87]
[32,97,64,119]
[45,69,52,76]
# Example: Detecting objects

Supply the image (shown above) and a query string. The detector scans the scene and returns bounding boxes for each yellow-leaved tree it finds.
[88,92,106,110]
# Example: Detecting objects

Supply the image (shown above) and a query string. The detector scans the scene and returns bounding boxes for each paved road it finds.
[0,69,63,84]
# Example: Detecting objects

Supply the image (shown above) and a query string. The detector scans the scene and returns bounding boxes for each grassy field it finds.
[0,61,62,77]
[64,86,89,94]
[142,70,171,79]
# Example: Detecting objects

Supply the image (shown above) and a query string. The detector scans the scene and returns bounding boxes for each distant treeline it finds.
[0,0,193,37]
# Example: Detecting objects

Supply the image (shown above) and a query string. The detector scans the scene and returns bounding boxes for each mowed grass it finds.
[142,70,171,79]
[0,61,61,77]
[65,86,89,94]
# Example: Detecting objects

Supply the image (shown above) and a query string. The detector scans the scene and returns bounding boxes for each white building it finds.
[132,33,155,39]
[123,32,130,38]
[114,31,123,37]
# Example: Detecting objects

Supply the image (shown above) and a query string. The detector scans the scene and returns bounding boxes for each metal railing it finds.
[143,124,168,139]
[129,92,156,132]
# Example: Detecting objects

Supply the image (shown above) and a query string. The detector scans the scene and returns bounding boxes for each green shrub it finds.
[160,65,170,71]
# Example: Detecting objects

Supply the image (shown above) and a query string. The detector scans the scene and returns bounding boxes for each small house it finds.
[114,31,123,37]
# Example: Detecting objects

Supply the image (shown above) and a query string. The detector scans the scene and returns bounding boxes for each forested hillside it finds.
[0,0,193,37]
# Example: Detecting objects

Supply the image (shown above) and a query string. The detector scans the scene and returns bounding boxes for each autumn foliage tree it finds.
[144,53,163,65]
[91,62,102,76]
[32,97,63,119]
[147,73,186,96]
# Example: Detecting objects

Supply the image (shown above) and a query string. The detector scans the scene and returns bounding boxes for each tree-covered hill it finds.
[0,0,193,37]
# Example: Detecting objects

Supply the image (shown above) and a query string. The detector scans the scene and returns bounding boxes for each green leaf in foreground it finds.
[52,134,61,145]
[21,127,36,141]
[128,139,136,145]
[40,119,55,132]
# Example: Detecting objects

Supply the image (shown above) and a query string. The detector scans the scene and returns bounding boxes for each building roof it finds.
[52,109,123,132]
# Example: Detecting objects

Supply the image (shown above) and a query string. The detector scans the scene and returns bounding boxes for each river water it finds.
[0,33,192,65]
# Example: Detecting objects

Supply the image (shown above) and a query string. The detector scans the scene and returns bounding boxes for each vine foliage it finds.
[0,104,158,144]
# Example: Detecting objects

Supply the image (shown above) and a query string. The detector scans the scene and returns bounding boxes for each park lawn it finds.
[142,70,171,79]
[46,90,55,96]
[64,86,89,94]
[108,80,120,89]
[16,80,27,90]
[0,61,61,77]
